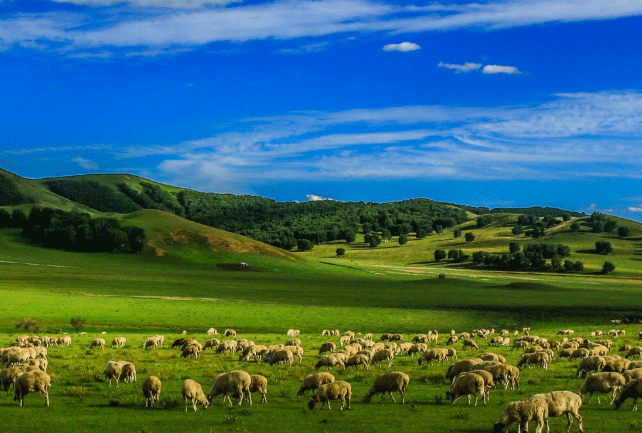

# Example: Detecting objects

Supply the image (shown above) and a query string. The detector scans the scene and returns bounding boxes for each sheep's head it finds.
[493,422,506,433]
[307,398,318,410]
[445,390,455,403]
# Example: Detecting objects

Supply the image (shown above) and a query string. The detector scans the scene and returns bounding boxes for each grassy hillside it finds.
[304,213,642,278]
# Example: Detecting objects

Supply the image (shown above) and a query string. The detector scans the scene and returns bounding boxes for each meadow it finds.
[1,208,642,432]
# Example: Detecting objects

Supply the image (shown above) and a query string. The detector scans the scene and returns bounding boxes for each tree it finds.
[574,261,584,272]
[368,234,381,248]
[11,209,28,228]
[472,251,488,265]
[564,260,575,272]
[465,232,475,243]
[70,317,86,331]
[570,222,580,232]
[453,228,462,238]
[434,224,443,234]
[398,234,408,245]
[342,229,357,243]
[509,242,520,254]
[604,220,618,233]
[297,239,313,252]
[434,249,446,262]
[602,261,615,274]
[562,213,571,222]
[416,228,427,239]
[551,254,562,271]
[595,241,613,255]
[336,247,345,257]
[477,215,492,228]
[0,209,11,228]
[381,229,391,243]
[618,226,631,238]
[511,225,524,236]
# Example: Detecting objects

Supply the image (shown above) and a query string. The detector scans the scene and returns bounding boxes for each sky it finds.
[1,0,642,222]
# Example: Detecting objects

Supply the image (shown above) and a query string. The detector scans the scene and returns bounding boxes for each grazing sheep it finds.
[602,357,631,373]
[103,361,124,387]
[286,329,300,337]
[479,352,505,363]
[322,329,332,337]
[614,378,642,410]
[463,369,494,402]
[204,338,220,351]
[14,370,51,407]
[239,345,268,362]
[26,358,48,372]
[626,347,642,359]
[267,349,294,366]
[408,343,428,357]
[517,352,549,370]
[624,368,642,383]
[224,329,237,337]
[533,391,584,433]
[371,349,395,367]
[215,340,238,355]
[493,396,548,433]
[345,354,370,370]
[462,339,479,350]
[61,336,72,346]
[446,371,486,406]
[446,358,484,383]
[181,345,201,359]
[297,372,335,397]
[315,354,345,370]
[0,367,24,391]
[417,348,447,365]
[182,379,210,412]
[558,329,575,336]
[489,336,504,347]
[90,338,105,349]
[143,336,160,350]
[207,328,218,335]
[579,372,625,404]
[446,336,459,345]
[576,356,606,378]
[248,374,268,403]
[110,337,126,348]
[339,335,351,346]
[208,370,252,406]
[121,362,137,383]
[363,371,410,403]
[142,376,162,408]
[396,342,413,354]
[480,363,520,390]
[413,334,428,343]
[307,381,351,410]
[285,338,301,347]
[318,342,336,354]
[171,338,188,348]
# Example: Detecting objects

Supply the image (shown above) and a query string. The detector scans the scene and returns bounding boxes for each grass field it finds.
[1,203,642,432]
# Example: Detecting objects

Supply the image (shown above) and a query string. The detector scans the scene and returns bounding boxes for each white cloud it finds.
[438,61,481,73]
[382,42,420,52]
[5,0,642,56]
[72,157,99,170]
[628,206,642,213]
[482,64,521,74]
[306,194,334,201]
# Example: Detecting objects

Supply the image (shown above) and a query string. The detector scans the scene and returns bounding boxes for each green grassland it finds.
[1,170,642,431]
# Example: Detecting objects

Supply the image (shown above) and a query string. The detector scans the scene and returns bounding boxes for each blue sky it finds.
[2,0,642,221]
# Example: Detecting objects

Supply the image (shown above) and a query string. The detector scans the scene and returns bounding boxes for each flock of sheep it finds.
[4,325,642,431]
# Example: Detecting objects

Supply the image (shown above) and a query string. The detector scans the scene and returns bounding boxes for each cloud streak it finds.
[2,0,642,56]
[383,42,420,52]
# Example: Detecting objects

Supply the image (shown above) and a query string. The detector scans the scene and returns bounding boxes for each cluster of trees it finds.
[587,212,630,238]
[467,243,576,272]
[511,214,563,238]
[118,182,185,217]
[16,207,145,253]
[46,180,141,213]
[434,249,469,262]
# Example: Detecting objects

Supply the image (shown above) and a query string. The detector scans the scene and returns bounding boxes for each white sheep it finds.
[307,381,351,410]
[345,354,370,370]
[204,338,220,351]
[267,349,294,366]
[207,328,218,335]
[624,368,642,383]
[142,376,162,407]
[181,345,201,359]
[90,338,105,349]
[248,374,268,404]
[0,366,25,391]
[362,371,409,403]
[182,379,210,411]
[284,345,304,362]
[576,356,606,378]
[286,329,300,337]
[446,358,484,382]
[417,348,447,365]
[533,391,584,433]
[315,354,345,370]
[110,337,126,348]
[446,371,486,406]
[480,363,520,390]
[371,348,395,367]
[579,372,625,404]
[207,370,252,406]
[462,339,480,350]
[319,342,336,354]
[104,361,125,387]
[297,372,335,397]
[121,362,137,383]
[615,378,642,410]
[493,396,548,433]
[626,347,642,359]
[408,343,428,357]
[14,370,51,407]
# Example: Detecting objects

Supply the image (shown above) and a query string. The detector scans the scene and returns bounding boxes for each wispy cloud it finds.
[438,61,482,73]
[383,42,420,52]
[628,205,642,213]
[72,156,99,170]
[306,194,334,201]
[3,1,642,56]
[482,64,521,74]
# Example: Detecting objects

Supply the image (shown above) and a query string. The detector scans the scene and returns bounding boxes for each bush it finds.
[368,234,381,248]
[618,226,630,238]
[465,232,475,243]
[336,247,345,257]
[509,242,520,253]
[570,222,580,232]
[434,249,446,262]
[398,234,408,245]
[296,239,313,252]
[453,228,461,238]
[595,241,613,255]
[511,225,524,235]
[70,317,86,331]
[16,317,43,333]
[602,262,616,274]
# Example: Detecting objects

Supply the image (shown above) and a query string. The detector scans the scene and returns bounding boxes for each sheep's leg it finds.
[575,411,584,432]
[261,392,267,403]
[400,390,405,404]
[388,391,396,403]
[596,395,601,404]
[326,400,331,410]
[633,398,638,411]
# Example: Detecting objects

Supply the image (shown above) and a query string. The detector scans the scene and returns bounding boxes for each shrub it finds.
[434,249,446,262]
[465,232,475,243]
[595,241,613,255]
[71,317,86,331]
[453,228,461,238]
[618,226,630,238]
[336,247,345,257]
[16,317,43,333]
[602,262,616,274]
[398,234,408,245]
[296,239,313,252]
